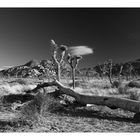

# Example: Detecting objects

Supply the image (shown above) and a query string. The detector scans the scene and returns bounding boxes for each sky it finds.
[0,8,140,69]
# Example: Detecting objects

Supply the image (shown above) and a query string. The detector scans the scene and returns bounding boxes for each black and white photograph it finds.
[0,1,140,134]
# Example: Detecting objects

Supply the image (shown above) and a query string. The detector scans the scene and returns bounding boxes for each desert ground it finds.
[0,77,140,132]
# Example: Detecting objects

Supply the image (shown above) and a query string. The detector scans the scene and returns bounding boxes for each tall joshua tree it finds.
[67,54,82,89]
[67,45,93,89]
[50,39,67,81]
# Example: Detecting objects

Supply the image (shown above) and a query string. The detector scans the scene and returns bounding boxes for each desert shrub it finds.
[103,85,111,89]
[127,88,140,101]
[39,92,64,116]
[112,80,121,88]
[20,100,41,121]
[129,92,140,101]
[127,81,140,88]
[117,85,128,94]
[21,89,63,120]
[10,78,29,85]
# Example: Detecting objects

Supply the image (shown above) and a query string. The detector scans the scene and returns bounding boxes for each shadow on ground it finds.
[49,105,137,123]
[1,94,34,104]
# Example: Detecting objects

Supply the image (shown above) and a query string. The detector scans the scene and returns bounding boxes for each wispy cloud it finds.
[68,46,93,56]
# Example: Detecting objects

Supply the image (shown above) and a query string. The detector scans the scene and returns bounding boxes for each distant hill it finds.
[0,58,140,78]
[0,59,70,78]
[93,59,140,77]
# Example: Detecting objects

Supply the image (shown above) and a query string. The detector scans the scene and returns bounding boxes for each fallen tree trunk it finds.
[27,80,140,113]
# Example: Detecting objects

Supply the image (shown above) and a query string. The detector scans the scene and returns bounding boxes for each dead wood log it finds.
[27,80,140,113]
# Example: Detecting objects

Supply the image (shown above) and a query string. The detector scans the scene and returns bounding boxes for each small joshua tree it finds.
[125,63,134,80]
[102,59,124,88]
[50,39,67,81]
[67,54,82,89]
[118,65,123,82]
[102,59,114,86]
[96,64,105,79]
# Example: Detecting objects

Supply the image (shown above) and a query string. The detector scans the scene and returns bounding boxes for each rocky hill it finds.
[0,59,69,78]
[1,58,140,78]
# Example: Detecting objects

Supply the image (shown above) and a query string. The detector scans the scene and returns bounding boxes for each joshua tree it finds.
[85,68,97,80]
[66,45,93,88]
[124,63,134,80]
[102,59,113,85]
[118,65,123,82]
[67,54,82,89]
[50,39,67,81]
[102,60,124,88]
[96,64,105,79]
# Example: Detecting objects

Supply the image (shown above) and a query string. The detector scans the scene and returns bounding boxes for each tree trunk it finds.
[108,73,113,86]
[28,80,140,113]
[57,63,61,82]
[72,68,75,89]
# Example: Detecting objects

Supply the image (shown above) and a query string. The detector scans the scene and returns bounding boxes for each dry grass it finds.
[0,78,37,97]
[0,77,140,132]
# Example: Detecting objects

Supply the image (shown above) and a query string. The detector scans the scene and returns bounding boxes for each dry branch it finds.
[27,80,140,113]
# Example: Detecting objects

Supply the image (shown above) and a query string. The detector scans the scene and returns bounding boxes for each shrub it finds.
[21,89,63,120]
[117,85,128,94]
[128,88,140,101]
[112,80,121,88]
[127,81,140,88]
[129,92,140,101]
[39,91,64,116]
[11,78,29,85]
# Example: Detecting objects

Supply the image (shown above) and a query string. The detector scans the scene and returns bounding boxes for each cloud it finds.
[0,66,13,70]
[3,66,13,68]
[68,46,93,56]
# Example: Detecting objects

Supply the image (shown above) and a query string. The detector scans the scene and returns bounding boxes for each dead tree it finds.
[27,80,140,120]
[67,54,82,89]
[50,39,67,81]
